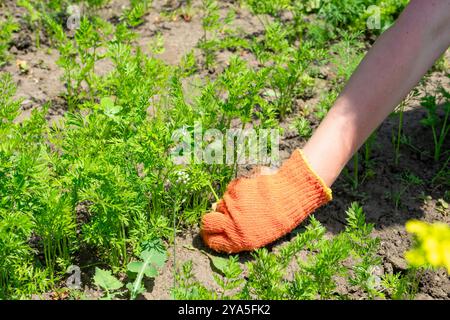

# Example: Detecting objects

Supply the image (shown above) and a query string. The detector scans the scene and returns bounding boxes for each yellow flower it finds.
[406,220,426,235]
[405,220,450,274]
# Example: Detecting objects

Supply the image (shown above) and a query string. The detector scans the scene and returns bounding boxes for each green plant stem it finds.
[353,152,359,190]
[207,181,220,202]
[432,154,450,185]
[434,109,449,161]
[121,222,127,269]
[172,198,180,294]
[35,27,40,48]
[395,106,404,166]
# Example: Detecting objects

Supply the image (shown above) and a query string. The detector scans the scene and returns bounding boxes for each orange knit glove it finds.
[201,149,332,253]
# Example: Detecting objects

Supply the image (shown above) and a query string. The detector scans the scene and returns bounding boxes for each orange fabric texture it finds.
[201,149,332,253]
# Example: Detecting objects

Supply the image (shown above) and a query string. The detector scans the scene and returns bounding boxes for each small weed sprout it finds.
[420,87,450,162]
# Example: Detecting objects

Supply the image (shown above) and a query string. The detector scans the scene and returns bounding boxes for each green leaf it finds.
[126,282,145,296]
[107,105,122,116]
[100,97,122,117]
[420,117,437,127]
[207,254,229,275]
[143,266,158,278]
[93,268,123,291]
[127,261,158,277]
[141,248,167,268]
[127,261,144,273]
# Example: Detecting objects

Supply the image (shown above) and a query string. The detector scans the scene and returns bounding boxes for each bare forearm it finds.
[303,0,450,186]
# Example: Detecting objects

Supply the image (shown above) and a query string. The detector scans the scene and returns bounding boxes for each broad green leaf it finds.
[143,266,158,278]
[207,254,229,275]
[105,105,122,116]
[127,261,158,277]
[93,268,123,291]
[101,97,122,117]
[263,89,277,98]
[127,261,144,273]
[141,248,167,268]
